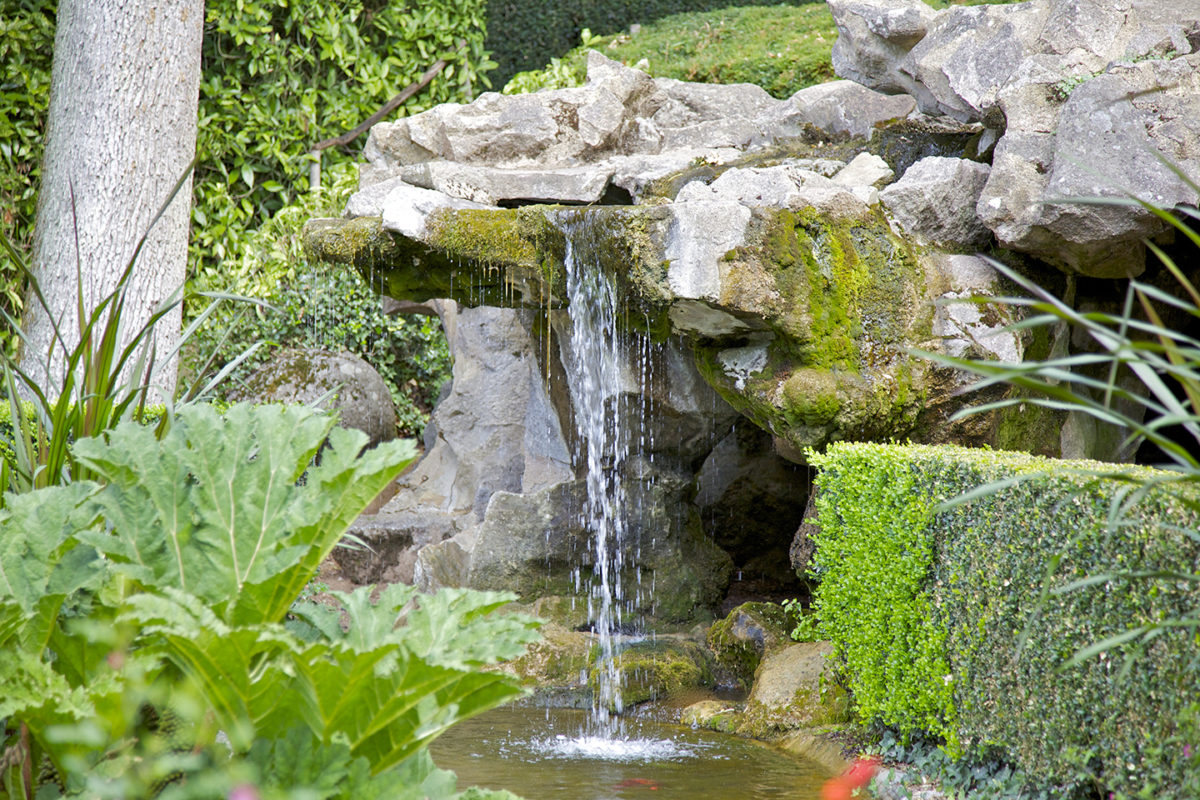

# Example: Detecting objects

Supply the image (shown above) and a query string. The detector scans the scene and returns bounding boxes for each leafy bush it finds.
[181,161,452,438]
[0,402,539,798]
[1,0,487,355]
[809,442,1199,797]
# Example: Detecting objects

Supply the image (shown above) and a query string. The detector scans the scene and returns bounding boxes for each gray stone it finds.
[832,151,894,203]
[742,641,850,731]
[828,0,938,105]
[664,200,752,303]
[232,348,396,450]
[380,182,493,240]
[767,80,917,141]
[881,156,991,249]
[400,161,613,205]
[929,254,1022,362]
[343,176,408,218]
[606,148,745,201]
[982,53,1200,277]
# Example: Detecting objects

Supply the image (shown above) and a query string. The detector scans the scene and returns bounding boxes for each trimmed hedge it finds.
[809,442,1199,797]
[484,0,818,86]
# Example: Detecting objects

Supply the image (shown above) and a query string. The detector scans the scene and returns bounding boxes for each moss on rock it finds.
[596,637,715,707]
[706,602,799,690]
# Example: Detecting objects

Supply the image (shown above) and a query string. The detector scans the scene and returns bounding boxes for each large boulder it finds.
[881,155,992,249]
[233,348,396,449]
[828,0,1200,276]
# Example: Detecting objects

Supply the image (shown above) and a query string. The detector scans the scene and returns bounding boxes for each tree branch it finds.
[309,43,466,154]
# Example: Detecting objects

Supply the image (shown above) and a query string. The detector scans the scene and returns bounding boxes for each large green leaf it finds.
[0,482,104,653]
[72,402,416,625]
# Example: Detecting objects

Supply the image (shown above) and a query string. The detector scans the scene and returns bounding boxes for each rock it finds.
[789,488,820,577]
[232,348,396,450]
[832,151,894,189]
[880,156,991,249]
[778,730,852,776]
[707,602,799,689]
[498,621,594,706]
[981,53,1200,277]
[605,637,715,706]
[664,200,752,303]
[738,641,850,735]
[829,0,1200,276]
[682,699,742,732]
[930,254,1022,362]
[694,425,809,590]
[343,175,408,218]
[828,0,938,104]
[769,80,917,141]
[399,161,614,206]
[380,182,493,240]
[334,509,459,585]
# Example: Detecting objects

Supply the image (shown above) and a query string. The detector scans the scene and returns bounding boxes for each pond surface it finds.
[431,707,833,800]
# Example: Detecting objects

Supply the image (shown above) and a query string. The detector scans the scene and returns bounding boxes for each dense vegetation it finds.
[809,443,1200,798]
[485,0,820,86]
[1,0,468,422]
[0,402,539,798]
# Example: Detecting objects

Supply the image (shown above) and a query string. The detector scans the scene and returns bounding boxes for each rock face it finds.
[233,349,396,449]
[829,0,1200,277]
[303,2,1196,618]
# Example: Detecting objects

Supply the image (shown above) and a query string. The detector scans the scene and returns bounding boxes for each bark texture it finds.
[23,0,204,398]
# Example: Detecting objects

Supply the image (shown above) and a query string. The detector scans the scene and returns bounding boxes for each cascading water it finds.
[559,209,632,739]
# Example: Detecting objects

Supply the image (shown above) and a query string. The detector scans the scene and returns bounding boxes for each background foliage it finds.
[180,161,452,437]
[485,0,817,87]
[1,0,477,411]
[810,442,1200,799]
[503,4,835,99]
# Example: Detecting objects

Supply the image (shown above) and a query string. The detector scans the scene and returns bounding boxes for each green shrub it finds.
[810,442,1199,797]
[1,0,487,356]
[181,161,451,438]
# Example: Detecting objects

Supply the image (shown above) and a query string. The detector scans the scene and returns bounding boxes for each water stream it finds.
[559,209,636,740]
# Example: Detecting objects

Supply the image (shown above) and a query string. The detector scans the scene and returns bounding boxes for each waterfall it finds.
[559,209,635,739]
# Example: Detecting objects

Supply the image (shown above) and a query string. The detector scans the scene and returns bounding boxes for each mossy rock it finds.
[706,602,800,690]
[499,622,591,689]
[735,641,851,738]
[594,636,715,708]
[681,699,744,734]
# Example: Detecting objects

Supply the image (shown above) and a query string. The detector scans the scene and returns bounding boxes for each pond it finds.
[431,707,835,800]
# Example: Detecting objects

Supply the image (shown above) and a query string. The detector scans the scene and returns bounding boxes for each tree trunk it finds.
[22,0,204,400]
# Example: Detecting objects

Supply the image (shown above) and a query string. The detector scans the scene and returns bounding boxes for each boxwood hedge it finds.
[809,442,1199,797]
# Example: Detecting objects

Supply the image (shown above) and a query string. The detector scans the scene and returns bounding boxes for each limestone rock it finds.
[980,53,1200,277]
[739,641,850,735]
[707,602,799,689]
[768,80,917,141]
[380,182,493,240]
[681,700,742,732]
[606,637,715,706]
[829,0,1200,277]
[881,156,991,249]
[828,0,938,103]
[232,348,396,450]
[399,161,614,206]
